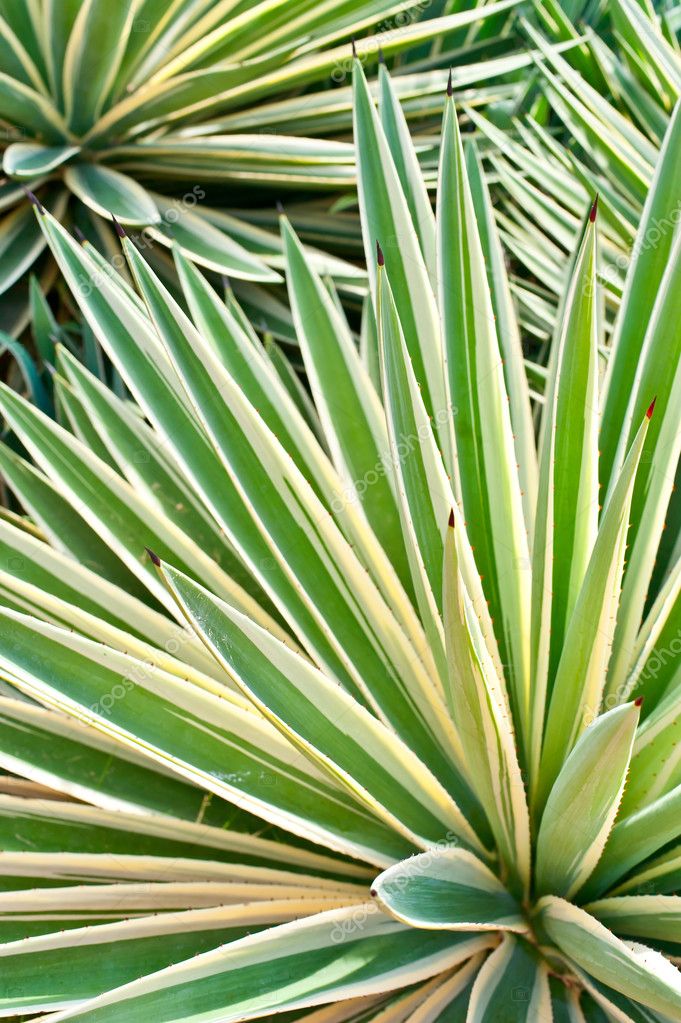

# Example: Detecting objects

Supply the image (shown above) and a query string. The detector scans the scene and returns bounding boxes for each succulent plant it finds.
[0,57,679,1021]
[0,0,532,340]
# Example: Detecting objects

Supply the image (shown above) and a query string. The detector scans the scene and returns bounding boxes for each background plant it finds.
[6,0,577,438]
[6,0,680,424]
[0,0,521,354]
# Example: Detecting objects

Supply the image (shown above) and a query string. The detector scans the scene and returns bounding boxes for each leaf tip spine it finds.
[646,396,656,419]
[589,194,598,222]
[111,213,126,239]
[23,188,44,214]
[145,547,161,567]
[376,240,384,266]
[447,68,453,97]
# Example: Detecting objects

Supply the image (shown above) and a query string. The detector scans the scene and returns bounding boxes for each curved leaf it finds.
[21,906,492,1023]
[157,558,484,856]
[64,164,160,226]
[539,897,681,1019]
[372,847,524,932]
[535,702,640,899]
[466,937,552,1023]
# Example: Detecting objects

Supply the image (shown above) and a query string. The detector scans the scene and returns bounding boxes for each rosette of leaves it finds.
[471,0,681,599]
[468,0,681,350]
[0,59,679,1021]
[0,0,532,340]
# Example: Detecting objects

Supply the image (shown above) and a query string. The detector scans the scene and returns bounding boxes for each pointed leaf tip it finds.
[646,396,657,419]
[145,547,161,567]
[351,38,357,58]
[23,188,44,214]
[634,696,643,707]
[377,45,385,64]
[376,240,384,266]
[589,195,599,222]
[446,69,453,97]
[275,200,284,215]
[73,226,86,243]
[111,213,126,239]
[448,509,455,528]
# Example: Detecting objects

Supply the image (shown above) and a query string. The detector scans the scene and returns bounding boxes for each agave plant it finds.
[0,57,679,1021]
[472,0,681,344]
[0,0,536,342]
[467,0,681,596]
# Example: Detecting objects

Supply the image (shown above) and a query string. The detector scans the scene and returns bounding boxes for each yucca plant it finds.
[464,0,681,597]
[449,0,679,346]
[0,0,533,341]
[0,57,679,1020]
